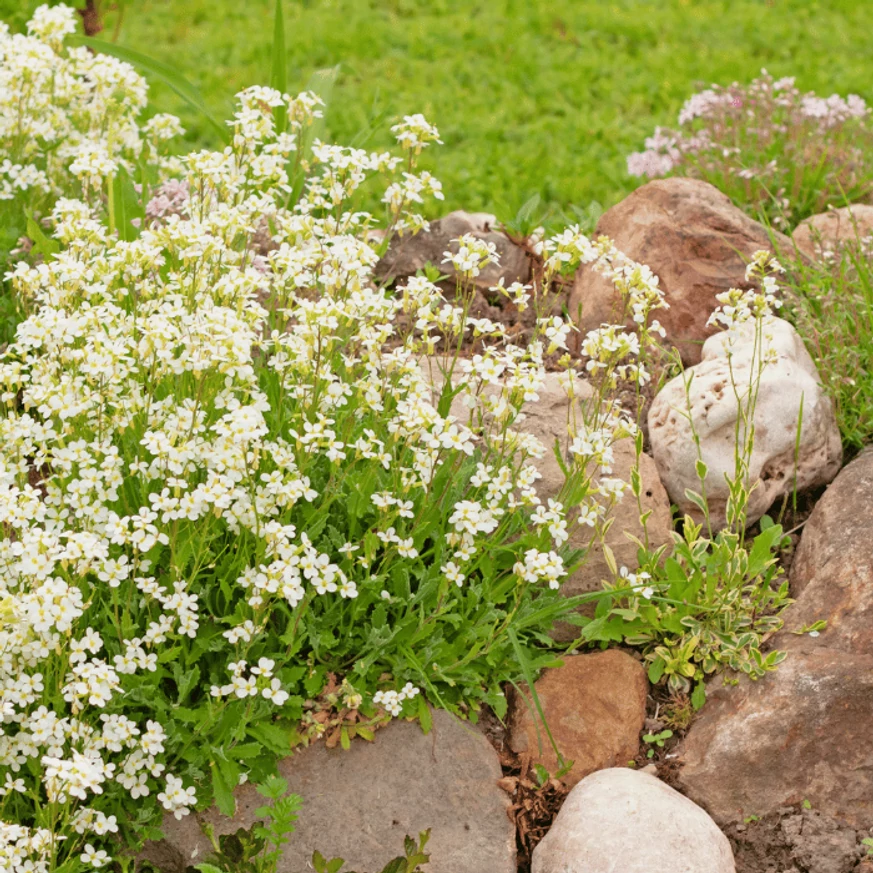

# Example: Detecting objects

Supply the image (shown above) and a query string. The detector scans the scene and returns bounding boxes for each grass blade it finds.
[68,35,230,144]
[271,0,288,133]
[507,628,566,769]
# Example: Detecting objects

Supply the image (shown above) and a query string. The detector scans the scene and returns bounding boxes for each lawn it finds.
[5,0,872,221]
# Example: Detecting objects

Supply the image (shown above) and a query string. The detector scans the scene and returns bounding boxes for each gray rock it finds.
[532,767,736,873]
[142,709,515,873]
[677,645,873,829]
[376,209,530,290]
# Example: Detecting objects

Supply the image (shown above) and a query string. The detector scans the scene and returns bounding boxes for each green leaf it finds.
[248,723,293,757]
[195,864,225,873]
[68,36,230,144]
[690,682,706,711]
[417,695,432,735]
[647,657,666,684]
[210,757,239,816]
[25,213,60,259]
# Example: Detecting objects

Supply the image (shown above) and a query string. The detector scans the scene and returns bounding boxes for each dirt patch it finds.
[725,808,869,873]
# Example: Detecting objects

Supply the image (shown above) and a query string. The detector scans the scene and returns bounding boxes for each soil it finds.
[725,808,870,873]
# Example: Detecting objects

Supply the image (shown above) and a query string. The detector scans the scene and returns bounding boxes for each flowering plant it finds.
[0,4,181,281]
[627,70,873,226]
[579,254,793,707]
[0,5,674,865]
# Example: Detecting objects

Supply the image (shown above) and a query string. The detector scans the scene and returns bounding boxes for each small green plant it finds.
[862,836,873,856]
[584,518,790,708]
[642,729,673,758]
[310,831,430,873]
[660,693,695,731]
[743,814,761,824]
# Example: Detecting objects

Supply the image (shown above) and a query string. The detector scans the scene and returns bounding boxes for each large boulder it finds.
[649,317,842,529]
[141,709,515,873]
[376,210,530,290]
[793,204,873,259]
[677,645,873,829]
[507,650,647,786]
[790,447,873,596]
[532,767,736,873]
[569,178,793,364]
[778,449,873,655]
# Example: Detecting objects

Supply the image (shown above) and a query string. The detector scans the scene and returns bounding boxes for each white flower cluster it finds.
[0,5,180,203]
[0,15,671,862]
[373,683,420,717]
[707,250,784,331]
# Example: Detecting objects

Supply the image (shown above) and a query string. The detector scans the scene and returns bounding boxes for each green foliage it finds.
[642,728,672,758]
[579,519,791,706]
[782,238,873,451]
[312,831,430,873]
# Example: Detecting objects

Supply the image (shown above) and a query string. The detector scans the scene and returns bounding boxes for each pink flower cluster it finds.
[628,71,869,179]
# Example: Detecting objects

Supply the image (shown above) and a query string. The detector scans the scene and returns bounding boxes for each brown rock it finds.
[677,645,873,828]
[376,210,530,290]
[508,650,647,786]
[569,178,793,364]
[790,448,873,598]
[142,709,515,873]
[779,550,873,657]
[793,204,873,259]
[776,450,873,656]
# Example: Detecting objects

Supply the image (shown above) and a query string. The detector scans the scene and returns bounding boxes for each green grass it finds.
[4,0,873,221]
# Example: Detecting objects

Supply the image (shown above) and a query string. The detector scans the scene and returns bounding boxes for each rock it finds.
[677,645,873,829]
[648,317,842,529]
[779,810,862,873]
[507,650,647,786]
[793,204,873,259]
[778,548,873,657]
[774,450,873,656]
[790,448,873,597]
[569,178,793,364]
[141,709,515,873]
[515,374,673,637]
[532,767,736,873]
[376,210,530,290]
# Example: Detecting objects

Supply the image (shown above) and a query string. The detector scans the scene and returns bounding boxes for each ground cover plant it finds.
[628,70,873,226]
[781,234,873,452]
[0,7,682,871]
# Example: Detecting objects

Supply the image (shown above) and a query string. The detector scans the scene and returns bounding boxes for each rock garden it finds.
[3,5,873,873]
